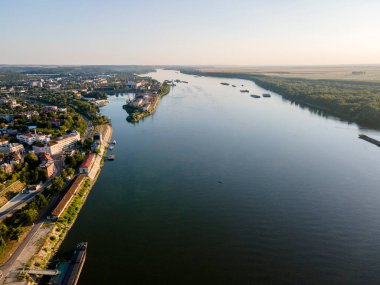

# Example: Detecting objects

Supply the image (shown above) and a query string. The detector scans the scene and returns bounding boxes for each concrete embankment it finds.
[88,124,112,180]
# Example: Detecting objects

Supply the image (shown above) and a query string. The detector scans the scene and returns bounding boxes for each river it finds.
[59,69,380,284]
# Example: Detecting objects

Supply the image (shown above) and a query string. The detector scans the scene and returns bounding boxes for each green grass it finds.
[58,179,91,226]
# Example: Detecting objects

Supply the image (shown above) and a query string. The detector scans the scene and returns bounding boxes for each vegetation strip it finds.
[181,69,380,129]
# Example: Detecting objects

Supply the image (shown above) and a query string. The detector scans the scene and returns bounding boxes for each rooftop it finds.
[51,174,87,217]
[80,153,96,169]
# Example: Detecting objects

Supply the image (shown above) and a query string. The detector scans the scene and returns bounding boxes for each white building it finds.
[9,143,24,153]
[17,132,50,146]
[0,142,24,153]
[29,80,44,88]
[23,111,39,119]
[33,131,80,155]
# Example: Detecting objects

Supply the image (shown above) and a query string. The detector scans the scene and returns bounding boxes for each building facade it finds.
[79,153,96,175]
[33,131,80,155]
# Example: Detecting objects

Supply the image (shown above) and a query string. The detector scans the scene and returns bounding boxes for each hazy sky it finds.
[1,0,380,65]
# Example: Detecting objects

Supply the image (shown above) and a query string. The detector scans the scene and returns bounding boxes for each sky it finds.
[1,0,380,66]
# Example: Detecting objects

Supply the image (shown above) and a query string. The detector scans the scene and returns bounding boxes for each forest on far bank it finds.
[181,68,380,129]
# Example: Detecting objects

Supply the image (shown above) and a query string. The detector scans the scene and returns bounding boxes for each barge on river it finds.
[60,242,87,285]
[359,134,380,147]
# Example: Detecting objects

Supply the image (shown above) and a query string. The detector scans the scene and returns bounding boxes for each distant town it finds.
[0,66,163,284]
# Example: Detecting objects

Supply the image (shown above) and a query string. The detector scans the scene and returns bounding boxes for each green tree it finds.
[24,153,39,170]
[51,176,65,193]
[20,208,38,224]
[9,227,23,241]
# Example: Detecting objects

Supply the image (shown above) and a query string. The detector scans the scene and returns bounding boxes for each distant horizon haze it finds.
[1,64,380,67]
[1,0,379,65]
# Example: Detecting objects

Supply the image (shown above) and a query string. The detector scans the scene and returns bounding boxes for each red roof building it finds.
[51,174,87,218]
[79,153,96,175]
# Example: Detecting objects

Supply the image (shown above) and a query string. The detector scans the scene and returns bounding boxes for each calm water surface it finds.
[59,70,380,284]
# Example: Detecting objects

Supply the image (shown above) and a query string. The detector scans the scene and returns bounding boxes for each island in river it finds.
[123,82,171,122]
[180,66,380,129]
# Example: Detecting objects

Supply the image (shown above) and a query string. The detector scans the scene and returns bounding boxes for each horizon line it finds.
[1,63,380,68]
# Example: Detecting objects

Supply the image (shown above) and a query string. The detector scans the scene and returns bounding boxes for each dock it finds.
[359,134,380,147]
[25,269,61,276]
[61,242,87,285]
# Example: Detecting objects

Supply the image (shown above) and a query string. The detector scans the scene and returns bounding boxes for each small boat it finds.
[262,93,271,98]
[251,94,261,98]
[232,85,236,87]
[220,82,230,86]
[109,146,114,150]
[240,90,249,93]
[112,140,116,144]
[165,80,176,86]
[108,154,115,160]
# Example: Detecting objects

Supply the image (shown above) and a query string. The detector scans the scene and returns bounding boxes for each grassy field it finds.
[199,65,380,82]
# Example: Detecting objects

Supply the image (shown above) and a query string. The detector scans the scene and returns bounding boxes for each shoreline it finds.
[1,124,113,283]
[44,124,113,264]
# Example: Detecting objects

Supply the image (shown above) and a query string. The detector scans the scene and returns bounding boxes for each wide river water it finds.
[59,69,380,284]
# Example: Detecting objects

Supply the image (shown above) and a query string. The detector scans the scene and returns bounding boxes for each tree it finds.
[20,208,38,224]
[24,153,39,170]
[30,194,48,210]
[65,155,76,168]
[65,167,75,178]
[35,167,47,183]
[0,168,9,183]
[0,223,9,237]
[51,176,65,193]
[9,227,23,241]
[0,236,6,250]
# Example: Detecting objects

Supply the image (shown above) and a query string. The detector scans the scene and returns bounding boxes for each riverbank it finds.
[180,69,380,129]
[124,83,171,123]
[2,124,112,284]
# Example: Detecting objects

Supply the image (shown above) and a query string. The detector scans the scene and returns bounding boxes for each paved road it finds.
[0,193,59,284]
[0,181,52,222]
[0,220,43,283]
[0,190,43,222]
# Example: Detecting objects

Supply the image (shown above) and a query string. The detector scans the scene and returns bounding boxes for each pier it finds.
[25,268,61,276]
